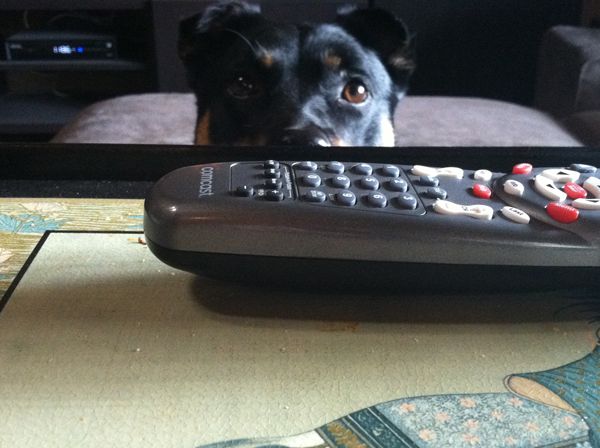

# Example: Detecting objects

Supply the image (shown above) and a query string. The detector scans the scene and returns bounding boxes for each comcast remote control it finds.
[144,160,600,291]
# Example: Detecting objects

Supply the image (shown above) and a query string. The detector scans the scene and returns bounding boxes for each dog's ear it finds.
[178,1,262,66]
[337,7,415,90]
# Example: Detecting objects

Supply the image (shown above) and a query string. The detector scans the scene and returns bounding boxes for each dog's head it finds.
[179,1,414,146]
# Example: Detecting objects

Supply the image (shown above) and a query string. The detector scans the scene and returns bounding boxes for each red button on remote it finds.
[512,163,533,175]
[472,183,492,199]
[546,202,579,223]
[563,182,588,199]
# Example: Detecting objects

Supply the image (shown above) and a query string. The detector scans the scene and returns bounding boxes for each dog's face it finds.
[179,1,414,146]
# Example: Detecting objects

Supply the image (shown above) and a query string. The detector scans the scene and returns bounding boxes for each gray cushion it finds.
[562,111,600,146]
[52,93,583,147]
[393,96,582,146]
[52,93,197,145]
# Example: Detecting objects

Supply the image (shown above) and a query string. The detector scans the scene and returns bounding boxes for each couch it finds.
[52,26,600,147]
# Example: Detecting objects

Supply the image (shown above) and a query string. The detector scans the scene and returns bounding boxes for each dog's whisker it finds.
[224,28,261,57]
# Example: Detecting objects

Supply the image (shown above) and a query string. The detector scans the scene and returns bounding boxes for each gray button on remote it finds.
[570,163,597,173]
[326,161,345,174]
[264,178,282,189]
[396,193,418,210]
[419,176,439,187]
[425,187,448,200]
[387,178,408,192]
[380,165,400,177]
[234,185,254,197]
[335,190,357,206]
[303,173,322,187]
[360,176,380,190]
[353,163,373,175]
[367,192,388,208]
[331,175,351,189]
[264,160,280,169]
[264,169,281,179]
[264,190,285,201]
[303,190,327,203]
[296,161,318,171]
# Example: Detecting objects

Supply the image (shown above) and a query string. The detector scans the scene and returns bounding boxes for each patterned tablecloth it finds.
[0,198,144,297]
[0,197,598,448]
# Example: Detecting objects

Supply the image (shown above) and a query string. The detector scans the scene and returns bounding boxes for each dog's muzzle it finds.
[279,126,332,147]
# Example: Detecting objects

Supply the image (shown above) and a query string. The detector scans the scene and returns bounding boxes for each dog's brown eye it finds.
[227,75,261,99]
[342,81,369,104]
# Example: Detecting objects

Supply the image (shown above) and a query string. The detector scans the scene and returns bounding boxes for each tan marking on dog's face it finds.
[324,51,342,70]
[259,52,274,68]
[330,137,349,147]
[195,111,211,145]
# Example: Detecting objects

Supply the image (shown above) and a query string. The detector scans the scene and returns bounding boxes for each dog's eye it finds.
[342,80,369,104]
[227,75,261,99]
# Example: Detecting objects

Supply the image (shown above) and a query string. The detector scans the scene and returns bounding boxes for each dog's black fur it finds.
[179,1,414,146]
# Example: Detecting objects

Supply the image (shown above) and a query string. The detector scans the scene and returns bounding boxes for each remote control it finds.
[144,160,600,291]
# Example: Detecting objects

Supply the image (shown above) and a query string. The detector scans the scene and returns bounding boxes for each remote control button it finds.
[501,206,530,224]
[433,200,494,220]
[474,169,493,182]
[331,175,351,189]
[583,176,600,198]
[512,163,532,175]
[546,202,579,223]
[264,169,281,179]
[335,190,357,206]
[541,168,580,183]
[535,175,567,202]
[295,161,318,171]
[303,190,327,203]
[325,161,345,174]
[234,185,254,197]
[504,179,525,197]
[563,182,587,199]
[419,176,439,187]
[303,173,322,187]
[472,183,492,199]
[264,190,285,201]
[380,165,400,178]
[387,178,408,192]
[366,192,388,208]
[360,176,380,190]
[572,198,600,210]
[411,165,464,179]
[425,187,448,200]
[570,163,597,173]
[264,178,283,189]
[353,163,373,175]
[396,193,418,210]
[263,160,279,169]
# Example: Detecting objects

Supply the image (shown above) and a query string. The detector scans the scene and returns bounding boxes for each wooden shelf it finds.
[0,59,147,72]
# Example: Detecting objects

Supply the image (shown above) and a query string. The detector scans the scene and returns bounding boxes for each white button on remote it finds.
[411,165,464,179]
[433,200,494,220]
[572,198,600,210]
[474,169,493,182]
[583,177,600,198]
[504,179,525,197]
[535,175,567,202]
[541,168,580,183]
[501,206,530,224]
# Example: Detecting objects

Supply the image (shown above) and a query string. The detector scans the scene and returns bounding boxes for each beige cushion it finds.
[393,96,582,146]
[52,93,583,147]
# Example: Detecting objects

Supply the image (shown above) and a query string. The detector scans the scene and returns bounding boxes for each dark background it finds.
[0,0,586,141]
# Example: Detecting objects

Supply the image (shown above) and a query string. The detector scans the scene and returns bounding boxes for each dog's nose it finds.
[279,127,331,147]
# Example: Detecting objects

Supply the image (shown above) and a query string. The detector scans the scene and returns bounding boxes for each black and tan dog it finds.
[179,1,414,146]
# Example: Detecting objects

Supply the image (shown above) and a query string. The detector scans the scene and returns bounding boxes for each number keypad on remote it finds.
[293,161,426,215]
[231,161,429,215]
